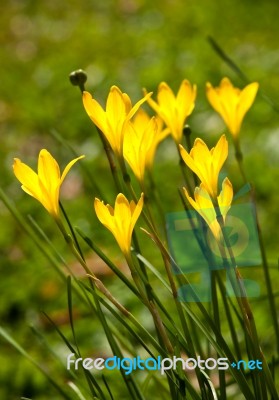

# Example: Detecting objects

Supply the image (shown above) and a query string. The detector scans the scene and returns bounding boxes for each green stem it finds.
[146,168,167,237]
[125,252,174,355]
[183,125,199,187]
[177,144,194,196]
[234,138,279,355]
[161,248,207,395]
[97,127,123,193]
[215,215,269,399]
[211,271,226,400]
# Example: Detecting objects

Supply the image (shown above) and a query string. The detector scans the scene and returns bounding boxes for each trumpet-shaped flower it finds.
[123,110,170,182]
[13,149,84,218]
[179,135,228,199]
[123,117,157,183]
[206,77,259,138]
[184,178,233,241]
[129,108,170,169]
[94,193,144,256]
[83,86,152,156]
[143,80,197,144]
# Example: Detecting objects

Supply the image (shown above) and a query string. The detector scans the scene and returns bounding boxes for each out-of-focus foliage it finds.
[0,0,279,398]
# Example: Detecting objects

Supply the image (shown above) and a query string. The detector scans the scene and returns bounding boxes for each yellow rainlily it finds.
[123,110,170,182]
[129,108,170,168]
[13,149,84,218]
[179,135,228,199]
[94,193,144,256]
[123,117,157,183]
[184,178,233,241]
[143,80,197,144]
[206,77,259,138]
[83,86,152,156]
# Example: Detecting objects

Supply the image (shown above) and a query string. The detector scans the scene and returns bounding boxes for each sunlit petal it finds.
[127,91,153,120]
[13,158,42,200]
[61,155,85,184]
[82,91,107,134]
[236,82,259,132]
[130,193,144,230]
[38,149,60,193]
[94,198,114,230]
[211,135,228,176]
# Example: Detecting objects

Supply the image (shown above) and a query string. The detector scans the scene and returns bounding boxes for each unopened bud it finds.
[69,69,87,92]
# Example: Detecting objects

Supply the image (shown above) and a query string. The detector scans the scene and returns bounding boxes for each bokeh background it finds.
[1,0,279,398]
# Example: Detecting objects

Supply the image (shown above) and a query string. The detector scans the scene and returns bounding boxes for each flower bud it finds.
[69,69,87,91]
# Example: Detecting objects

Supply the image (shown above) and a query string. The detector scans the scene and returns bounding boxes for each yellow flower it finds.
[184,178,233,241]
[143,80,197,144]
[123,117,157,183]
[206,77,259,138]
[94,193,144,256]
[129,108,170,168]
[13,149,84,218]
[179,135,228,199]
[83,86,152,156]
[123,110,170,182]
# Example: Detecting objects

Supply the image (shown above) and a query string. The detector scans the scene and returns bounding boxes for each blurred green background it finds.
[1,0,279,398]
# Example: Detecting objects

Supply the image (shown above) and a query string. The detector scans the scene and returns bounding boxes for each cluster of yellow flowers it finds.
[13,77,258,255]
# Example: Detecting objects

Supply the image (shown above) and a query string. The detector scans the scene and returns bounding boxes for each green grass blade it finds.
[0,326,72,399]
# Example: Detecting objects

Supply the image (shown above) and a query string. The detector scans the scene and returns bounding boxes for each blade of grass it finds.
[78,281,202,398]
[101,375,115,400]
[42,311,101,398]
[68,382,88,400]
[0,326,72,399]
[137,253,255,399]
[67,276,107,400]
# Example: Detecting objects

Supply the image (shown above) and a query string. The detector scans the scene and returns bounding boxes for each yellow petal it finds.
[180,142,209,187]
[94,198,114,230]
[177,80,197,117]
[106,86,127,127]
[38,149,60,190]
[82,91,107,133]
[130,193,144,231]
[133,108,150,129]
[127,91,153,120]
[123,123,140,180]
[61,155,85,184]
[157,82,176,107]
[218,177,233,210]
[194,184,214,210]
[236,82,259,131]
[143,88,162,117]
[114,193,134,254]
[211,135,228,176]
[114,193,132,228]
[122,92,132,114]
[13,158,41,200]
[190,138,211,161]
[183,187,198,212]
[206,82,224,116]
[179,144,202,180]
[37,149,62,215]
